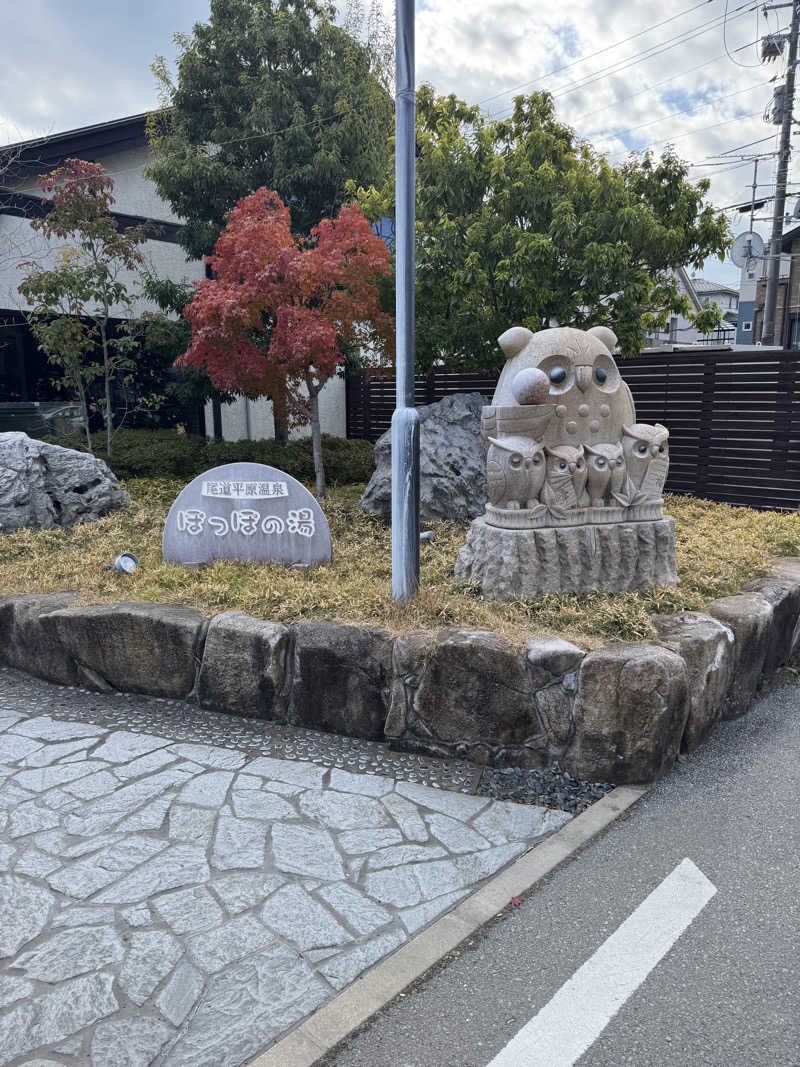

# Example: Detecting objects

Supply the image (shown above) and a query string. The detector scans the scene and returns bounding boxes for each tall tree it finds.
[180,188,392,498]
[353,87,730,366]
[18,160,150,456]
[147,0,393,259]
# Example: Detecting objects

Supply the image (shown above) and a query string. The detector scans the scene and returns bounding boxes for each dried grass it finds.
[2,480,799,649]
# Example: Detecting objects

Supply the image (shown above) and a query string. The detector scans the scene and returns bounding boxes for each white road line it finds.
[486,858,717,1067]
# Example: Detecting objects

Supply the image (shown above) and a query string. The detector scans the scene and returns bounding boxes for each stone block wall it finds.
[2,557,800,785]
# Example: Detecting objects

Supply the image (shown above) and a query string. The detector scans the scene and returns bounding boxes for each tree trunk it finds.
[76,374,92,454]
[100,322,113,458]
[272,382,289,447]
[308,385,326,500]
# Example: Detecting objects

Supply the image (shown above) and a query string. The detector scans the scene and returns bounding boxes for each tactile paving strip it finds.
[0,668,482,793]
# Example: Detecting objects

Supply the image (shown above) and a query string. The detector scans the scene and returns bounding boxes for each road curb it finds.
[247,783,649,1067]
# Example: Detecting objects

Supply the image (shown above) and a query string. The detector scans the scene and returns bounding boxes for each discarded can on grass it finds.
[108,553,139,574]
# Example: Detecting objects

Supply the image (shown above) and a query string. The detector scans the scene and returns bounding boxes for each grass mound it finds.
[2,482,798,648]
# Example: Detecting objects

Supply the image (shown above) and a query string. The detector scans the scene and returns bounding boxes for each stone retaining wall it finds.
[3,557,800,785]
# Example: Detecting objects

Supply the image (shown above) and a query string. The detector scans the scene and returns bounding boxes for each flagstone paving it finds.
[0,668,571,1067]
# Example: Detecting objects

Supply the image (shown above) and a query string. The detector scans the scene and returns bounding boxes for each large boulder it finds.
[38,602,206,698]
[0,432,128,533]
[360,393,488,522]
[564,643,689,783]
[651,612,734,753]
[196,612,291,720]
[288,621,393,741]
[0,593,81,685]
[707,593,773,719]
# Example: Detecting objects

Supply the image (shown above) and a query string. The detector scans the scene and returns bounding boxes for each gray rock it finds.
[289,621,393,741]
[116,793,172,831]
[0,973,117,1063]
[362,393,489,523]
[11,715,105,741]
[260,884,352,950]
[337,828,404,853]
[168,742,246,770]
[318,928,406,990]
[0,593,81,684]
[526,636,585,686]
[178,770,235,807]
[455,516,679,597]
[412,843,526,902]
[399,889,469,934]
[153,885,224,934]
[94,843,209,904]
[15,924,124,981]
[113,748,177,780]
[708,593,774,719]
[328,768,394,797]
[426,813,491,853]
[395,780,489,819]
[211,872,287,913]
[651,612,735,752]
[316,882,393,936]
[298,788,389,830]
[0,431,128,532]
[244,755,326,788]
[160,944,326,1067]
[230,789,295,821]
[366,843,448,870]
[121,904,151,927]
[0,975,34,1010]
[39,602,206,699]
[741,572,800,675]
[565,643,690,783]
[118,930,182,1004]
[187,914,274,972]
[48,836,165,899]
[211,813,268,870]
[471,802,571,845]
[387,630,547,767]
[90,730,171,763]
[363,866,423,908]
[168,804,217,846]
[155,959,205,1026]
[271,823,345,881]
[197,612,291,720]
[0,875,53,955]
[91,1017,174,1067]
[379,793,429,842]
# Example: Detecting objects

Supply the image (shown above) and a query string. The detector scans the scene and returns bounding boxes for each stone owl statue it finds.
[583,443,628,507]
[492,325,636,448]
[486,436,546,509]
[622,423,669,502]
[542,444,586,516]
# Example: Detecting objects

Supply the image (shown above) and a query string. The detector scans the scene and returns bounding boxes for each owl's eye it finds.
[532,453,543,464]
[595,367,607,383]
[595,458,606,467]
[559,461,567,470]
[658,444,665,453]
[549,367,567,384]
[509,454,522,468]
[637,443,648,454]
[576,459,584,469]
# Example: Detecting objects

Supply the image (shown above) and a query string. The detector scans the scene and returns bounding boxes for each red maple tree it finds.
[180,189,393,498]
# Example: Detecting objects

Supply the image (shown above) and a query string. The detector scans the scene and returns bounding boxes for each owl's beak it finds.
[576,366,592,392]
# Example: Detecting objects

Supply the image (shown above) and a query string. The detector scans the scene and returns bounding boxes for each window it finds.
[741,321,753,332]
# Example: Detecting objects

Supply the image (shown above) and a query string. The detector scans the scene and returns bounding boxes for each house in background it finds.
[690,276,739,327]
[738,225,800,347]
[0,114,346,441]
[643,267,736,348]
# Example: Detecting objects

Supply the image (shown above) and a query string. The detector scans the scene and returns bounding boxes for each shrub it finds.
[42,428,375,485]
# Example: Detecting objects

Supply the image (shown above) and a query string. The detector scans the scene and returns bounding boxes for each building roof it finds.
[2,114,149,181]
[690,277,739,297]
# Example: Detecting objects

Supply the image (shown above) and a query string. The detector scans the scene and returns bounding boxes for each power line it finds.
[723,0,762,66]
[478,0,722,107]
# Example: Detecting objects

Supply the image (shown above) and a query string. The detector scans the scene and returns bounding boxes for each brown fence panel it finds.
[345,347,800,510]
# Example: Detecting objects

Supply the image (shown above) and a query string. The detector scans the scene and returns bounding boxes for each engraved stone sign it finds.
[163,462,332,568]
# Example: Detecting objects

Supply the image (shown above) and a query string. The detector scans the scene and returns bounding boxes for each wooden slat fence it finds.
[345,348,800,511]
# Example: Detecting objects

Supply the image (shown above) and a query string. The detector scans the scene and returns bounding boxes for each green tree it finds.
[352,88,731,366]
[147,0,393,259]
[18,160,150,456]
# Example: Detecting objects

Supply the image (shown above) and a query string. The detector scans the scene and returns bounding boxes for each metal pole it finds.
[391,0,420,601]
[761,0,800,345]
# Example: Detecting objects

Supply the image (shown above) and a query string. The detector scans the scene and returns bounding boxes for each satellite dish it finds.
[730,231,765,268]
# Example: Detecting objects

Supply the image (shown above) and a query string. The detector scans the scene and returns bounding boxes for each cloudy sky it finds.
[1,0,792,286]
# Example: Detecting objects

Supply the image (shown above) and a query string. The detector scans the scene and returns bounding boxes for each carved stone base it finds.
[455,515,678,598]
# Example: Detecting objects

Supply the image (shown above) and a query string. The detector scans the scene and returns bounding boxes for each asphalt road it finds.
[326,682,800,1067]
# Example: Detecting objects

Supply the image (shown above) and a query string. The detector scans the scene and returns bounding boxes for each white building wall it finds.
[206,376,348,442]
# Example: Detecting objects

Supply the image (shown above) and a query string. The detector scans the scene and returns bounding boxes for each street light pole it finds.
[761,0,800,345]
[391,0,420,601]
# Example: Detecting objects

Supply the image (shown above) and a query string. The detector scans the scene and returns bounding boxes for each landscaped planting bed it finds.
[2,479,799,647]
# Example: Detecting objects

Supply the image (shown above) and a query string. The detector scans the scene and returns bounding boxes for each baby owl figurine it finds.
[486,436,546,509]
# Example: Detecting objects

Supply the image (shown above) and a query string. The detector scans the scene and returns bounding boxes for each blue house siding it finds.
[737,300,755,344]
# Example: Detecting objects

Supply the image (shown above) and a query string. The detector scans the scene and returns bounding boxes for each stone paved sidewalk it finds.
[0,669,570,1067]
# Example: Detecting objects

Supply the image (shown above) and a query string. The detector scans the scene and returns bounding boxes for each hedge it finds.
[42,429,376,485]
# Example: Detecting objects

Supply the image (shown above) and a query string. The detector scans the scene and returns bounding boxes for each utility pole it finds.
[761,0,800,345]
[391,0,420,601]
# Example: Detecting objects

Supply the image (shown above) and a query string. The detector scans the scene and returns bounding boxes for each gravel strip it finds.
[477,764,614,813]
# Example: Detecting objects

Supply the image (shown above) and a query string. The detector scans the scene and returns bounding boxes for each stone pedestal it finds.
[455,515,678,598]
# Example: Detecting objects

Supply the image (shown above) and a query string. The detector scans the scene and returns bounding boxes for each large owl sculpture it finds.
[493,325,635,449]
[622,423,670,502]
[486,436,546,509]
